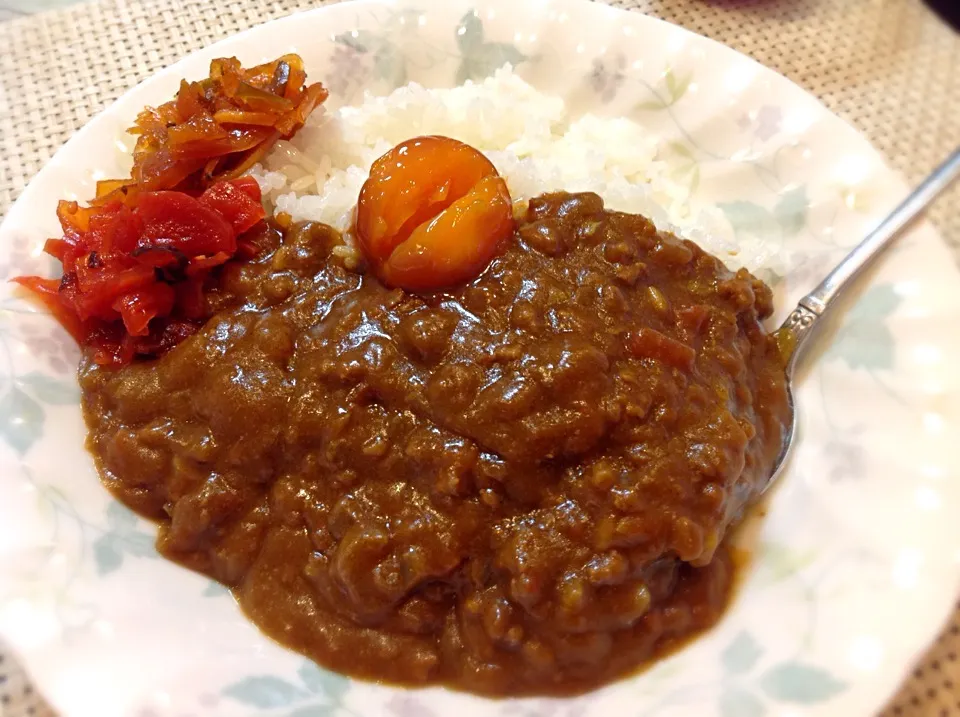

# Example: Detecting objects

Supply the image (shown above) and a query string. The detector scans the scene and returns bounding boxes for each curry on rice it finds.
[15,56,790,696]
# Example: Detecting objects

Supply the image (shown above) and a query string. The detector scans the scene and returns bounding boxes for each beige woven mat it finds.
[0,1,958,716]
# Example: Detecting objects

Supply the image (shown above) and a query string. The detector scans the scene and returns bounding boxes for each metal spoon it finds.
[766,147,960,491]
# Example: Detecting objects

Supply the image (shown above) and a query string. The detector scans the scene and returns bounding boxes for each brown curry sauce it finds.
[79,192,789,696]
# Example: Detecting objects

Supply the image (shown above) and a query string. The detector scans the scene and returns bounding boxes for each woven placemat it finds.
[0,1,957,716]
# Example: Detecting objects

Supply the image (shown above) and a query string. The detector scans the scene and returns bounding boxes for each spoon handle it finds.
[778,147,960,372]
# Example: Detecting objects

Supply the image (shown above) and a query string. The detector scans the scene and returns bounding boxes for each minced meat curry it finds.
[79,191,790,695]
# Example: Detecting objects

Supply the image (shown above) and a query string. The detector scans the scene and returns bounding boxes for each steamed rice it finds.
[247,66,767,273]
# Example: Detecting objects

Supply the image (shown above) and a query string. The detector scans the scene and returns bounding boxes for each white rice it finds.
[247,65,769,273]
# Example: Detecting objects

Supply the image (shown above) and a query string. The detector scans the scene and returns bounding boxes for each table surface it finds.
[0,1,958,716]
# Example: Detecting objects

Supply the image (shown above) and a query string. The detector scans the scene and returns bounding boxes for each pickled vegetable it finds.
[13,54,326,364]
[12,178,266,366]
[97,54,327,204]
[356,136,515,291]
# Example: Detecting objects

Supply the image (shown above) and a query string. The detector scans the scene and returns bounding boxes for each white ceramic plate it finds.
[2,1,959,715]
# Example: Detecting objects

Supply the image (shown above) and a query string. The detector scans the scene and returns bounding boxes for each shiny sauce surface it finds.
[80,192,789,695]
